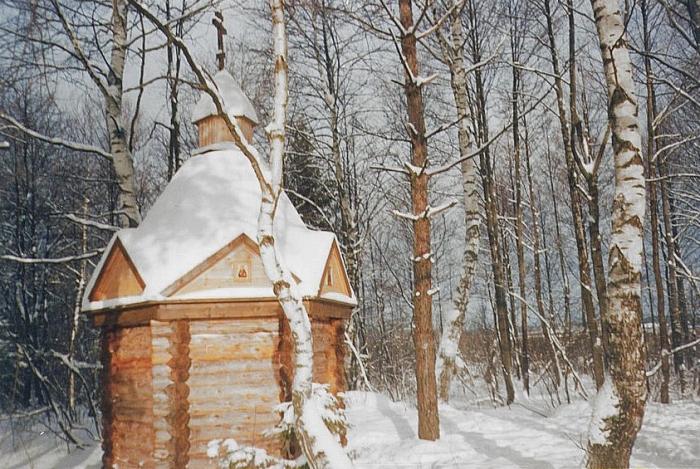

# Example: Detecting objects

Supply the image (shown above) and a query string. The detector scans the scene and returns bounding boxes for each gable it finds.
[88,239,145,301]
[318,241,352,298]
[163,234,272,297]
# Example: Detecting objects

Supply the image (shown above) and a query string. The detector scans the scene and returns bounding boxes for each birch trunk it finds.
[397,0,440,440]
[259,3,352,467]
[435,10,481,403]
[107,0,140,228]
[586,0,648,466]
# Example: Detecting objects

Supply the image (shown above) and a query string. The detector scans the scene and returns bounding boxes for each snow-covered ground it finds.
[345,391,700,468]
[2,392,698,468]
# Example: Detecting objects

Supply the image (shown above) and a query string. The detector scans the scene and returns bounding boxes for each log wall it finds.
[151,320,191,468]
[99,305,349,468]
[311,318,346,394]
[103,326,154,468]
[186,318,281,467]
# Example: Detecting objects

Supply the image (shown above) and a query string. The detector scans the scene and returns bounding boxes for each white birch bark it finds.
[259,4,352,466]
[106,0,140,228]
[435,11,480,403]
[586,0,648,466]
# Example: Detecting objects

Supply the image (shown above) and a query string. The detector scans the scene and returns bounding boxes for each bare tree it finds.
[586,0,648,466]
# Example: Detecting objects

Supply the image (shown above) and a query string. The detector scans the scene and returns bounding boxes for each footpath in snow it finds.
[1,391,698,468]
[344,391,700,469]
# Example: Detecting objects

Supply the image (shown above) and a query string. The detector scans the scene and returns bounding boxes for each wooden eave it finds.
[86,297,352,328]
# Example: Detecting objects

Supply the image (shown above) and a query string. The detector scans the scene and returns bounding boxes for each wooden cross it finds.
[212,11,226,71]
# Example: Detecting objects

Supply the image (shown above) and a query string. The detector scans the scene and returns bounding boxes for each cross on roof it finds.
[212,11,226,71]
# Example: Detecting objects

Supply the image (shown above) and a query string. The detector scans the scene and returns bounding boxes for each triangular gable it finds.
[163,234,274,297]
[88,239,145,301]
[318,241,352,298]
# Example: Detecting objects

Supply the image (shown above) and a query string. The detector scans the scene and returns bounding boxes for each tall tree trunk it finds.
[511,60,529,395]
[259,3,352,466]
[657,146,685,389]
[543,0,604,389]
[586,0,648,466]
[586,176,610,356]
[545,141,573,339]
[641,0,670,404]
[467,0,514,404]
[524,118,562,390]
[435,11,480,403]
[165,0,183,180]
[398,0,439,440]
[106,0,140,228]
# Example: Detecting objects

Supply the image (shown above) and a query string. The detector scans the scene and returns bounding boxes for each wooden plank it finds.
[318,240,353,298]
[88,239,145,301]
[197,115,254,148]
[104,325,154,467]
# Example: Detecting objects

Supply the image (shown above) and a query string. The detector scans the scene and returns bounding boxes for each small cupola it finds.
[191,70,259,147]
[191,11,259,148]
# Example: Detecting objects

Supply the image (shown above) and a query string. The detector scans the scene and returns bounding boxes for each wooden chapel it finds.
[81,24,354,468]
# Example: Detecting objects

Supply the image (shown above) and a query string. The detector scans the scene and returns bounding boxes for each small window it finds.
[326,269,334,286]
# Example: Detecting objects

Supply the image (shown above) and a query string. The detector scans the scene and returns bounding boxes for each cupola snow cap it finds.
[191,70,259,125]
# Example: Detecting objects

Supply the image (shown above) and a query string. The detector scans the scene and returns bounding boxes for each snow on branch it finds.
[0,112,112,160]
[415,0,466,41]
[1,251,102,264]
[392,199,457,221]
[646,339,700,377]
[64,213,119,232]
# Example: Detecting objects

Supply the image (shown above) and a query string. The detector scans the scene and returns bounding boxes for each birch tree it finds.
[432,3,482,404]
[586,0,648,466]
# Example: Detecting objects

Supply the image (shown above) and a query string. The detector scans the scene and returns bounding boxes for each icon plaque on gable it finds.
[235,262,250,281]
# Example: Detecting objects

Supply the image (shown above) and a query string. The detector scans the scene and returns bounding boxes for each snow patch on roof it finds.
[82,147,347,311]
[192,70,259,124]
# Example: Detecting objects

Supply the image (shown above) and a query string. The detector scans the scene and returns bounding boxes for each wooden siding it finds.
[196,115,254,148]
[311,319,347,394]
[89,239,144,301]
[151,320,191,468]
[103,326,154,468]
[97,309,348,466]
[169,235,271,297]
[319,241,352,298]
[187,318,281,467]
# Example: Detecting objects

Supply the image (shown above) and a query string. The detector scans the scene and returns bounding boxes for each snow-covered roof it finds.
[192,70,259,124]
[82,145,355,312]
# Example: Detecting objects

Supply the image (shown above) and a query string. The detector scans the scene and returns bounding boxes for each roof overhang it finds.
[86,297,352,328]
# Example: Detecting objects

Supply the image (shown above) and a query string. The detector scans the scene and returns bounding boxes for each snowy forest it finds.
[0,0,698,468]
